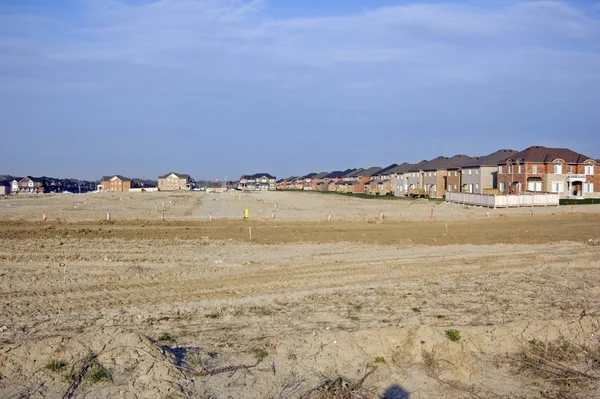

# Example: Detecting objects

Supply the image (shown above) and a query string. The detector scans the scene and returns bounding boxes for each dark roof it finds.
[241,173,276,180]
[314,171,330,179]
[301,172,318,179]
[324,169,356,179]
[387,161,426,174]
[158,172,191,179]
[462,149,518,168]
[355,167,381,177]
[410,155,473,172]
[101,175,131,182]
[346,168,365,178]
[372,164,398,176]
[502,146,595,164]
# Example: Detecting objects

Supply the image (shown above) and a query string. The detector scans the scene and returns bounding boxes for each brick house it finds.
[497,146,598,197]
[412,155,471,198]
[18,176,45,193]
[158,172,192,191]
[351,167,381,193]
[100,175,132,192]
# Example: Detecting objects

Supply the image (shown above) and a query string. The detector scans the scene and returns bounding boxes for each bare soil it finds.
[1,192,599,398]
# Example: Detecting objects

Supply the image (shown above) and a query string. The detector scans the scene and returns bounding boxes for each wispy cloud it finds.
[0,1,599,178]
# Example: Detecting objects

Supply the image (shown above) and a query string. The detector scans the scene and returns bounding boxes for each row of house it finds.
[0,176,97,195]
[276,146,600,198]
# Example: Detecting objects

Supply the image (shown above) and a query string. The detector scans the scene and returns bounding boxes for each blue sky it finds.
[1,0,599,180]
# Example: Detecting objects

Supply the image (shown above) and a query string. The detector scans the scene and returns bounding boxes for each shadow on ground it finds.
[382,384,409,399]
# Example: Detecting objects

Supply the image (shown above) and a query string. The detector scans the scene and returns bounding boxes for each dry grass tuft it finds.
[301,367,377,399]
[515,336,600,398]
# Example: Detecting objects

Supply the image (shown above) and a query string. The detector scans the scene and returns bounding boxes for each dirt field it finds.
[1,192,599,398]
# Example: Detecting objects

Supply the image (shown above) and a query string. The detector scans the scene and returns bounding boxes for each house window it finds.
[585,165,594,175]
[568,165,573,174]
[551,181,564,192]
[508,165,513,174]
[475,184,479,190]
[499,183,505,193]
[475,170,479,175]
[554,164,562,174]
[532,164,537,174]
[518,165,523,173]
[468,170,472,175]
[499,166,503,174]
[584,183,594,193]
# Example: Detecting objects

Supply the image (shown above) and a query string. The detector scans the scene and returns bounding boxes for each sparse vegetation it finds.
[445,329,461,342]
[515,336,600,398]
[253,348,268,361]
[45,359,68,372]
[158,332,175,342]
[411,307,421,313]
[205,311,222,319]
[374,357,385,363]
[85,362,111,383]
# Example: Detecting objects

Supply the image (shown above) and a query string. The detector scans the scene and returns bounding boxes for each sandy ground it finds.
[2,190,600,222]
[1,192,600,398]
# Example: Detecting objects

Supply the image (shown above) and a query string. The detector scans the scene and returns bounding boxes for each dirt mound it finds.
[0,327,187,398]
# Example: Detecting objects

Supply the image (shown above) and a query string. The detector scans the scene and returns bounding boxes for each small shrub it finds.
[85,363,111,383]
[374,357,386,363]
[348,316,359,322]
[253,348,268,361]
[45,360,68,372]
[445,329,461,342]
[205,312,222,319]
[436,315,446,319]
[411,307,421,313]
[158,332,174,342]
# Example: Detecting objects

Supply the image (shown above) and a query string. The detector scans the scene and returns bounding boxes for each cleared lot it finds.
[1,192,599,398]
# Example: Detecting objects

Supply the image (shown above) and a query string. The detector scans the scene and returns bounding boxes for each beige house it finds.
[158,172,192,191]
[237,173,277,191]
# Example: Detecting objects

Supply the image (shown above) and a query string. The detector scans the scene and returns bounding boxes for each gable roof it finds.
[346,168,365,178]
[410,155,473,172]
[372,164,398,176]
[101,175,131,182]
[323,169,357,179]
[502,146,595,164]
[158,172,191,179]
[463,149,518,168]
[242,173,276,180]
[354,167,381,177]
